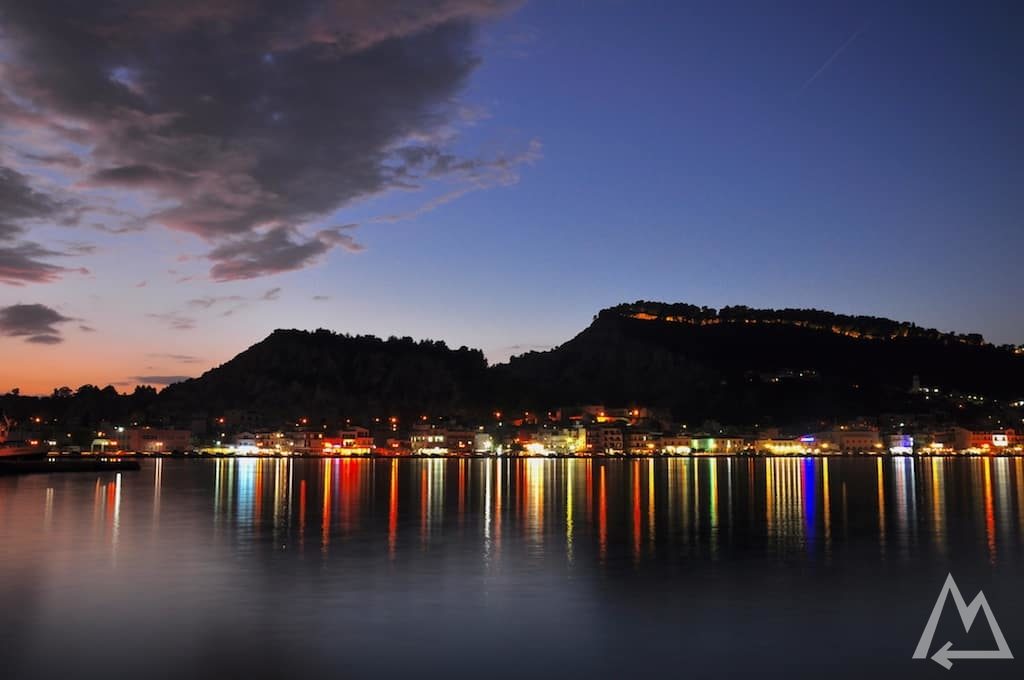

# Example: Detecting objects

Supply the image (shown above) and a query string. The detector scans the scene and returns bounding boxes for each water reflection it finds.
[8,457,1024,569]
[4,456,1024,680]
[213,457,1024,566]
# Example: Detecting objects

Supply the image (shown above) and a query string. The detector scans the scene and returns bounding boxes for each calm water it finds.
[2,457,1023,679]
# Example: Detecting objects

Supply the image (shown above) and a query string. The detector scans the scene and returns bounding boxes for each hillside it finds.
[6,302,1020,429]
[158,303,1022,424]
[157,329,489,422]
[492,302,1024,423]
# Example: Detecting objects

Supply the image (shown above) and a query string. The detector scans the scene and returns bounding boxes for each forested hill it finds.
[3,302,1021,427]
[599,301,992,345]
[491,302,1024,423]
[157,329,490,421]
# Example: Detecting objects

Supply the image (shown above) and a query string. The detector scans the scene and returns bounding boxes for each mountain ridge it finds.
[154,301,1022,424]
[4,301,1020,429]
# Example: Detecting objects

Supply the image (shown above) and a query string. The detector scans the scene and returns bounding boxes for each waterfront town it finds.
[9,401,1021,458]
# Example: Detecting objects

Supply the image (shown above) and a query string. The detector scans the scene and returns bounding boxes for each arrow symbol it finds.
[931,641,1014,670]
[932,642,956,670]
[913,574,1015,670]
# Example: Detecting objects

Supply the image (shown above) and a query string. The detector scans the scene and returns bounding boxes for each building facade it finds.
[951,428,1018,452]
[814,428,882,452]
[322,427,373,455]
[118,427,191,453]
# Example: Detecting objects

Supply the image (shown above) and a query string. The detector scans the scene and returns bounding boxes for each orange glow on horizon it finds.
[1,334,233,396]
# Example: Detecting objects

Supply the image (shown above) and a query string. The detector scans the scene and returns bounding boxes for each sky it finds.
[1,0,1022,395]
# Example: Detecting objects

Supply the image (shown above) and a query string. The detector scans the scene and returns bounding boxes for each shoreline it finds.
[54,451,1024,461]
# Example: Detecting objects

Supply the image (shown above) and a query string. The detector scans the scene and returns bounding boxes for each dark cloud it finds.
[16,151,83,169]
[207,226,361,281]
[0,0,531,280]
[0,166,91,285]
[0,166,62,220]
[187,294,245,310]
[0,239,89,285]
[148,352,204,364]
[312,295,330,301]
[25,334,62,344]
[0,224,20,241]
[57,241,96,256]
[186,286,282,315]
[0,303,75,343]
[130,375,191,385]
[146,312,196,331]
[85,164,197,191]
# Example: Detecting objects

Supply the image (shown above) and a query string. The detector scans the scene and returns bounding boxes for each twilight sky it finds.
[1,0,1022,395]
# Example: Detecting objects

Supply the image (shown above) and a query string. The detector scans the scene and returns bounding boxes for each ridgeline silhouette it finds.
[3,302,1021,428]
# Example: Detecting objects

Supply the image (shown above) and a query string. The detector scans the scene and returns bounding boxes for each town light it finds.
[524,442,548,456]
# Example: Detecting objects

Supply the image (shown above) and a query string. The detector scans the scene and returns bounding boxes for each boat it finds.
[0,416,48,459]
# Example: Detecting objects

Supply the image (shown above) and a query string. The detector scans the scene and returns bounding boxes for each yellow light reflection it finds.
[153,458,163,527]
[632,460,641,562]
[983,457,995,564]
[389,459,398,559]
[43,487,54,530]
[566,459,574,564]
[877,457,886,556]
[648,458,655,553]
[708,458,718,558]
[929,458,945,554]
[322,459,332,555]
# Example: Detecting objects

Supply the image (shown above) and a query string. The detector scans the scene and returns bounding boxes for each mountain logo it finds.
[913,574,1014,670]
